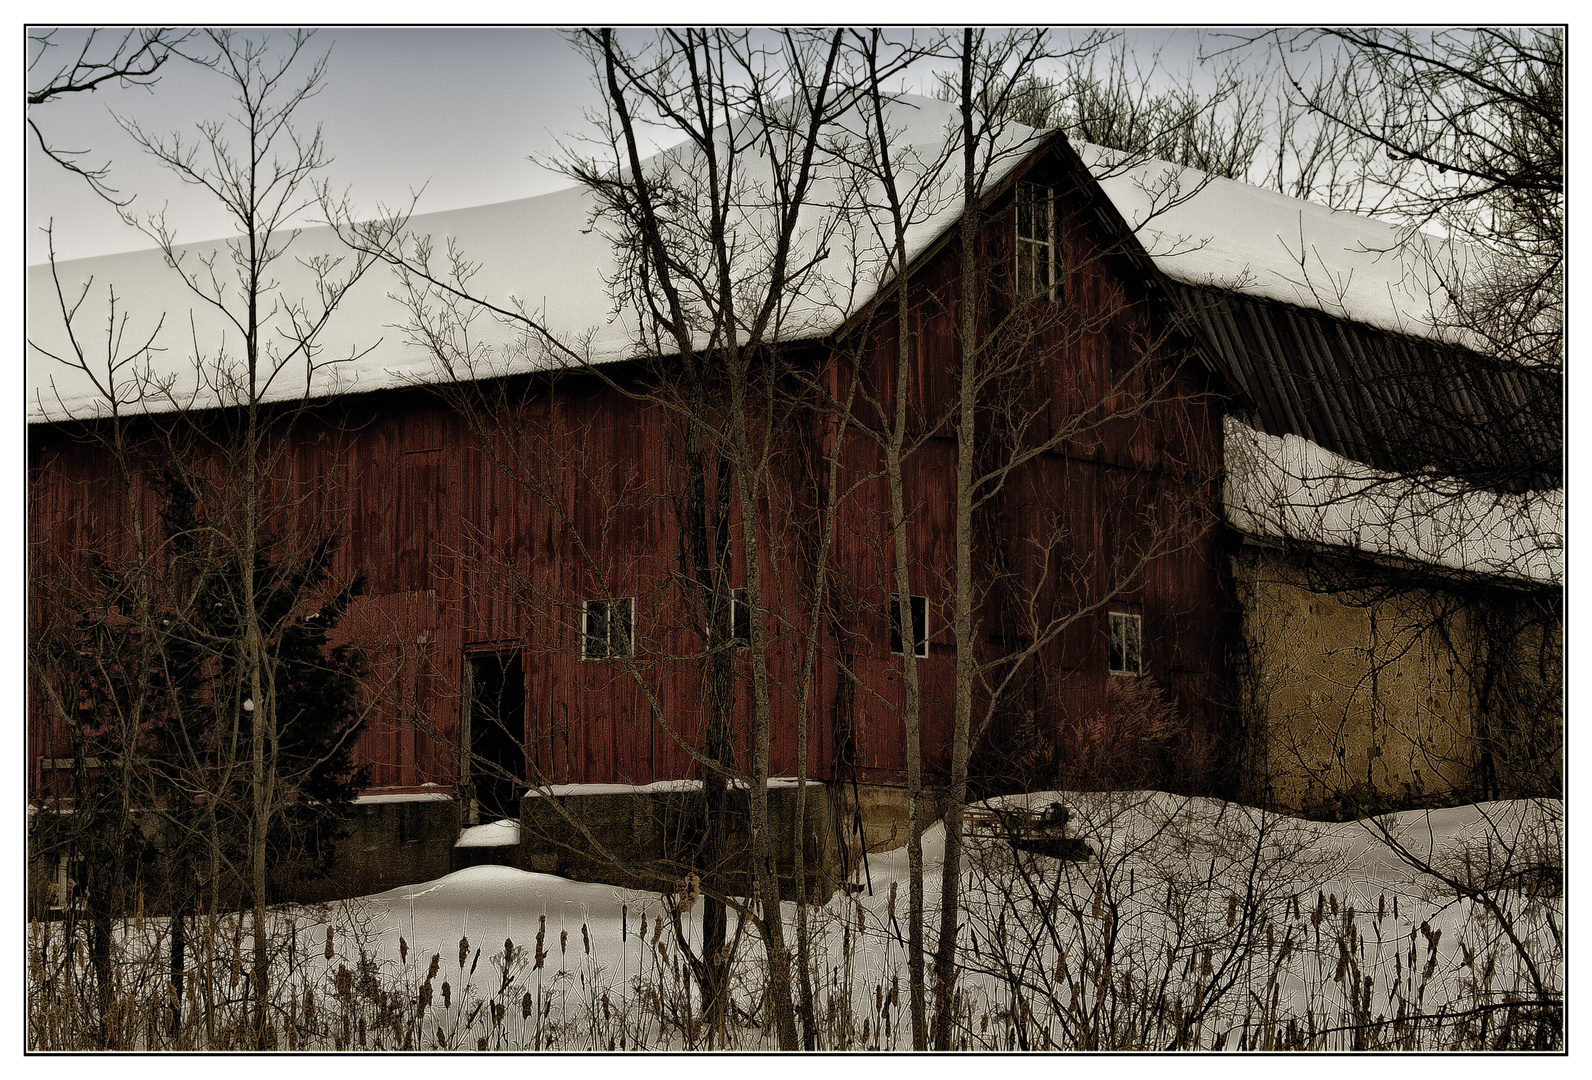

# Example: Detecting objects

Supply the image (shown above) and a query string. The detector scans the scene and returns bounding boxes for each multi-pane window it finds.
[582,597,635,659]
[889,594,929,658]
[1108,612,1142,676]
[1016,181,1056,299]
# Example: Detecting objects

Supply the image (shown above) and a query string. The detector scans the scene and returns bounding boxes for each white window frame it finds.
[729,586,751,648]
[581,597,635,660]
[709,586,751,648]
[889,593,929,658]
[1108,611,1142,676]
[1016,181,1057,300]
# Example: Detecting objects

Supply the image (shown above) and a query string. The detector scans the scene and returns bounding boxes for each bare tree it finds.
[26,27,202,207]
[28,29,409,1047]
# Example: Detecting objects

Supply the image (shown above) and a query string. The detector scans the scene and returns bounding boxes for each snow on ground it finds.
[278,791,1560,1050]
[454,819,521,848]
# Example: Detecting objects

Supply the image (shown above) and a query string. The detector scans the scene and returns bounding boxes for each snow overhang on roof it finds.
[27,94,1464,425]
[1224,417,1563,587]
[26,96,1041,423]
[1086,147,1469,344]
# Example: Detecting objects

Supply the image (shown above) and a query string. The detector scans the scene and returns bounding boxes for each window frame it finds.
[710,586,751,648]
[1015,181,1058,301]
[1108,611,1143,676]
[889,593,929,658]
[729,586,751,648]
[581,596,635,660]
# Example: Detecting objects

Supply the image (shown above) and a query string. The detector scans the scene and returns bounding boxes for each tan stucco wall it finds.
[1232,545,1486,816]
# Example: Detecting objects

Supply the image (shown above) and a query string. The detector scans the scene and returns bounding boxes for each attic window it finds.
[889,594,929,658]
[582,597,634,660]
[1108,612,1142,676]
[1016,182,1056,299]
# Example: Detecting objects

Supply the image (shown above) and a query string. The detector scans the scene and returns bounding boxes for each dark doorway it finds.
[466,651,526,823]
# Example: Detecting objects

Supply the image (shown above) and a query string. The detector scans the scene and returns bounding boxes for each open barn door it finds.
[462,650,526,825]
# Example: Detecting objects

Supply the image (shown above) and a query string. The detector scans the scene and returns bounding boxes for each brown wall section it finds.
[1230,545,1561,817]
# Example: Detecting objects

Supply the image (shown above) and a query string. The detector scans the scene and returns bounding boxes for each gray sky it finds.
[27,28,603,263]
[26,27,1238,265]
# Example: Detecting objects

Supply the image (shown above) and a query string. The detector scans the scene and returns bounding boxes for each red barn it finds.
[28,98,1240,890]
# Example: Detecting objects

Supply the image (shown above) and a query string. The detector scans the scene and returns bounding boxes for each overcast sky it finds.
[25,26,1227,265]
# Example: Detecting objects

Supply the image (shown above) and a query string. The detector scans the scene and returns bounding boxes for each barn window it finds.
[1016,181,1056,299]
[730,587,751,646]
[711,587,751,647]
[582,597,634,659]
[889,594,929,657]
[1109,612,1142,676]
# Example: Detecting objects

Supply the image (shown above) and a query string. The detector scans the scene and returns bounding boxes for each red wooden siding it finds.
[28,147,1232,802]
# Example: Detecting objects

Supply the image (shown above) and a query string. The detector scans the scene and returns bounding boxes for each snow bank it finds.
[455,819,521,848]
[1224,416,1563,585]
[256,789,1558,1050]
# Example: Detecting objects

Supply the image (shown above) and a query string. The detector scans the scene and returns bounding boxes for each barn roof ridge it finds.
[27,94,1487,428]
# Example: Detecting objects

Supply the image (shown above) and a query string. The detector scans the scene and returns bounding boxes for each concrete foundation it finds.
[29,780,944,914]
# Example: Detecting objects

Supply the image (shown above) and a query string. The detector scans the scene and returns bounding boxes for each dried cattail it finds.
[582,924,590,955]
[323,925,334,960]
[400,936,408,964]
[522,991,534,1019]
[560,929,568,957]
[504,938,515,966]
[441,981,451,1009]
[652,914,664,946]
[458,936,469,970]
[426,953,440,981]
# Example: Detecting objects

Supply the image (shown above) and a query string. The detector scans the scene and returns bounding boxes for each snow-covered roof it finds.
[1224,417,1562,586]
[1089,147,1466,342]
[27,94,1461,424]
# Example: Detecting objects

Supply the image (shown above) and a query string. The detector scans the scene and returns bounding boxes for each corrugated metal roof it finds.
[1177,283,1560,493]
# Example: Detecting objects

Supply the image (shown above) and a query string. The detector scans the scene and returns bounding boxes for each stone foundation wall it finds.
[1230,544,1560,817]
[29,782,950,914]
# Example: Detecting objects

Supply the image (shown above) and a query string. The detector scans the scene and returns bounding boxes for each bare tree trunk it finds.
[934,33,982,1048]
